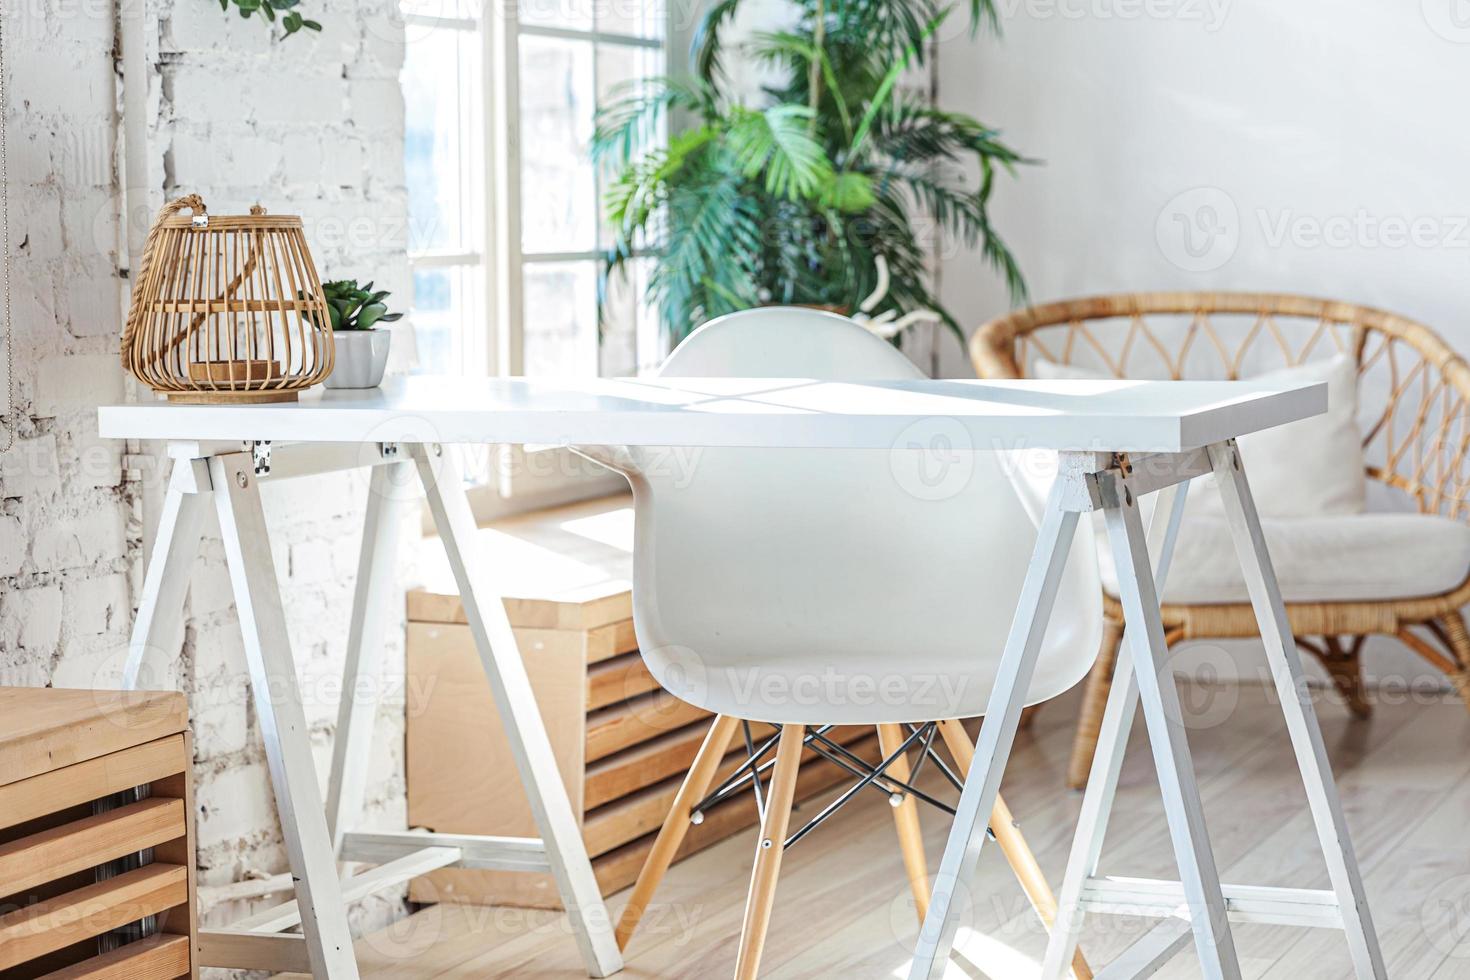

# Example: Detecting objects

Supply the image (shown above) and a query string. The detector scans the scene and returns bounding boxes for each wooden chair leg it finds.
[876,723,929,922]
[1435,611,1470,716]
[615,715,741,951]
[1066,616,1125,790]
[1321,635,1373,719]
[734,724,804,980]
[936,719,1092,980]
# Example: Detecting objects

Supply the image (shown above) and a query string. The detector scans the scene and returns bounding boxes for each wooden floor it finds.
[281,682,1470,979]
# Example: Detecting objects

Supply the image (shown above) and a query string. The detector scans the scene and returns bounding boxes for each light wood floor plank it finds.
[270,684,1467,979]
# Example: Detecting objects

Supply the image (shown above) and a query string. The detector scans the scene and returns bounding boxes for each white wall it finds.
[2,0,413,954]
[936,0,1470,689]
[935,0,1470,370]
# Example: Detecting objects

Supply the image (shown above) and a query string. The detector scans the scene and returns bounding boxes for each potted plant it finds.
[311,279,403,389]
[593,0,1026,352]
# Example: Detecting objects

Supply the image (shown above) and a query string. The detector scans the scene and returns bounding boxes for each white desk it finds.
[99,376,1383,980]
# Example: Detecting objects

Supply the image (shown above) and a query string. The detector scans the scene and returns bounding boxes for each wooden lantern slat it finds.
[121,194,334,403]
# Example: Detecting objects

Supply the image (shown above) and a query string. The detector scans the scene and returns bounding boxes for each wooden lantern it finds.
[121,194,334,403]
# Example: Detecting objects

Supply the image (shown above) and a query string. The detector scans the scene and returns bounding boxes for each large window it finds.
[402,0,669,381]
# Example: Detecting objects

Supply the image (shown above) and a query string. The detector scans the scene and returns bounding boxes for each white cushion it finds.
[1097,512,1470,603]
[1032,355,1367,517]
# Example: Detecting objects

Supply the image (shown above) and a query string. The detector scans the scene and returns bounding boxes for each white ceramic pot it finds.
[325,328,392,389]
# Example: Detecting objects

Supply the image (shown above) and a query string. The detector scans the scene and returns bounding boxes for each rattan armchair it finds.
[972,292,1470,788]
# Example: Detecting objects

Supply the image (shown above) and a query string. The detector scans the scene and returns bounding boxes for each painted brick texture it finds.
[3,0,415,963]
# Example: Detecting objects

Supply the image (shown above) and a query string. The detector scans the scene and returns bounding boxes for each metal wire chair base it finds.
[688,721,995,850]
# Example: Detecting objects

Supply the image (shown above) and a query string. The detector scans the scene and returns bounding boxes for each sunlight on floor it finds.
[888,928,1042,980]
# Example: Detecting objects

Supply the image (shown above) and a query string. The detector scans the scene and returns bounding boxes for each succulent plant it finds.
[309,280,405,332]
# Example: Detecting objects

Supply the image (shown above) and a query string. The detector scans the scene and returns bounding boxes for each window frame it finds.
[404,2,673,378]
[403,1,674,509]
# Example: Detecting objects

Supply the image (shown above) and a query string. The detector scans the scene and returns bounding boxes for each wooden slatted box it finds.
[0,687,198,979]
[407,496,878,908]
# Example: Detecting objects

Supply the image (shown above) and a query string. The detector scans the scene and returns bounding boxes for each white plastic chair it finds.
[593,308,1101,978]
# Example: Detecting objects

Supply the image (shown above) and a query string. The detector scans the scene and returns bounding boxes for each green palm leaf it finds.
[600,0,1029,354]
[726,105,834,200]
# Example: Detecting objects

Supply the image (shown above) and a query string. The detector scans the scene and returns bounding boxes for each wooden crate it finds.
[0,687,198,979]
[407,495,878,909]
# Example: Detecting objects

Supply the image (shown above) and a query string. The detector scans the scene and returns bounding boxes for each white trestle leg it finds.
[411,442,624,977]
[1042,479,1191,979]
[210,449,362,979]
[326,457,415,851]
[1032,444,1385,980]
[1206,439,1385,977]
[123,456,210,690]
[910,467,1081,979]
[1101,470,1239,978]
[126,442,623,979]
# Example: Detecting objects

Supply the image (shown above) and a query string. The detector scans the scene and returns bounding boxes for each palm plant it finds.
[592,0,1026,350]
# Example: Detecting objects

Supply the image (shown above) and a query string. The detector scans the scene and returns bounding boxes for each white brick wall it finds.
[3,0,414,962]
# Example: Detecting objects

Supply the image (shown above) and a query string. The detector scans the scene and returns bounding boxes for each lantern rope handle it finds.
[121,194,207,371]
[123,197,277,374]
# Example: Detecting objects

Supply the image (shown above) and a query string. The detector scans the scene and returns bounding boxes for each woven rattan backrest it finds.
[973,292,1470,518]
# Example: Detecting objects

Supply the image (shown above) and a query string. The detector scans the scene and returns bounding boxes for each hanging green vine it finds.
[218,0,321,38]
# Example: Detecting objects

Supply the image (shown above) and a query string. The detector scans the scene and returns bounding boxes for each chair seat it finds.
[1098,512,1470,604]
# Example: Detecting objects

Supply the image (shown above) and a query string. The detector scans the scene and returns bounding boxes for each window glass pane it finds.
[519,0,593,30]
[411,265,483,375]
[597,0,666,39]
[519,36,597,254]
[523,261,599,376]
[600,257,659,376]
[403,27,481,253]
[595,43,663,250]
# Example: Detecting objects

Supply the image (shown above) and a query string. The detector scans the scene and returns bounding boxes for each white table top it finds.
[98,375,1326,453]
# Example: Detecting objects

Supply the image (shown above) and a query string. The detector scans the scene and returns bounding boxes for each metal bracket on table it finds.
[250,440,273,477]
[1055,446,1217,513]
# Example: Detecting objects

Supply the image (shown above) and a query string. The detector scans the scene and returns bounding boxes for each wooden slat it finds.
[582,727,873,858]
[0,797,185,897]
[34,933,191,980]
[409,586,633,633]
[0,864,189,971]
[589,733,883,898]
[412,731,885,908]
[0,736,188,832]
[586,618,638,663]
[148,737,199,978]
[586,652,659,711]
[585,719,721,811]
[0,689,188,786]
[586,692,711,763]
[199,929,309,972]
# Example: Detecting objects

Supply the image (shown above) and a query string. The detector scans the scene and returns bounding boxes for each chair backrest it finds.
[608,307,1101,725]
[973,291,1470,520]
